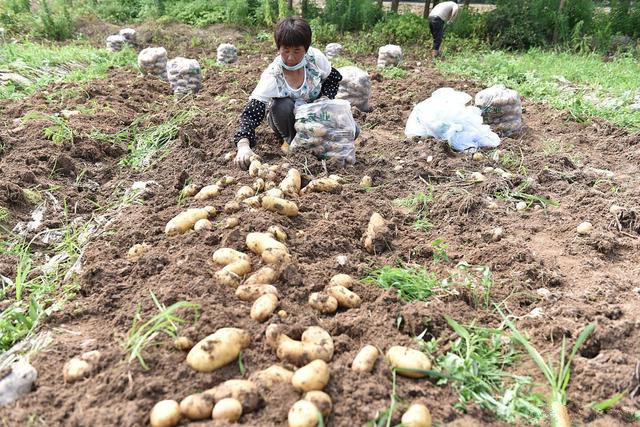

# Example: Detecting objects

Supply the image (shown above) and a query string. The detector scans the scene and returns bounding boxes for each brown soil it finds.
[1,22,640,427]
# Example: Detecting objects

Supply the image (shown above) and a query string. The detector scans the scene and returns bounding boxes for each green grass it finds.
[445,263,494,309]
[432,317,547,423]
[364,265,448,301]
[0,41,137,100]
[366,370,399,427]
[0,206,9,223]
[382,66,408,80]
[393,189,434,231]
[93,109,199,170]
[23,112,74,145]
[0,224,84,352]
[495,181,558,210]
[437,46,640,130]
[123,292,199,370]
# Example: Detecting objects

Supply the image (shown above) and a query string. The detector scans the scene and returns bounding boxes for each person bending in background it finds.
[232,17,342,169]
[428,0,459,58]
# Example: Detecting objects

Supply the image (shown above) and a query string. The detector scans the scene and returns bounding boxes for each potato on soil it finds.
[360,175,373,188]
[250,293,278,322]
[244,266,279,285]
[352,345,378,373]
[265,187,284,198]
[386,345,432,378]
[328,174,345,184]
[249,159,262,177]
[267,225,287,241]
[280,168,302,196]
[212,248,250,265]
[194,218,213,231]
[194,184,221,201]
[243,195,262,208]
[223,217,240,229]
[150,400,181,427]
[180,393,213,420]
[302,178,342,194]
[181,183,199,197]
[224,200,241,214]
[127,243,150,259]
[165,206,216,235]
[326,285,361,308]
[250,365,294,389]
[288,400,321,427]
[186,328,250,372]
[303,391,332,417]
[253,178,265,192]
[236,185,255,200]
[236,284,279,301]
[246,232,291,265]
[174,336,194,351]
[275,326,334,365]
[63,350,102,382]
[363,212,391,254]
[206,379,260,412]
[308,292,338,314]
[329,273,355,289]
[212,398,243,422]
[401,403,432,427]
[292,360,330,392]
[215,259,252,287]
[262,196,299,217]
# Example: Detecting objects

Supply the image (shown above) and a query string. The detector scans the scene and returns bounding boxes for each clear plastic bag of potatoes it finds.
[290,99,357,166]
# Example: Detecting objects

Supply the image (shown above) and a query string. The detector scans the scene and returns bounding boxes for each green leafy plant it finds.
[495,181,558,210]
[501,310,597,427]
[364,264,450,302]
[123,292,199,370]
[434,317,546,423]
[393,189,434,231]
[382,66,407,80]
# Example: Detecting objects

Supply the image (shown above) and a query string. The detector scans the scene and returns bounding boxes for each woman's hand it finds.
[233,138,255,170]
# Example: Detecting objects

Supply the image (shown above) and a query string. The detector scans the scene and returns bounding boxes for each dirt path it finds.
[1,27,639,427]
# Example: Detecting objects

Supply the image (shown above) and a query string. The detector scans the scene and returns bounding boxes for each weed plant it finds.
[123,292,199,370]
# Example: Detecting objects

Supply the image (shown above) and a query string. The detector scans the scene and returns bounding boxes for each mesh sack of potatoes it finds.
[119,28,136,43]
[377,44,402,68]
[290,99,357,167]
[138,47,168,80]
[336,66,371,112]
[474,85,522,136]
[217,43,238,64]
[167,57,202,95]
[325,43,343,60]
[106,35,126,52]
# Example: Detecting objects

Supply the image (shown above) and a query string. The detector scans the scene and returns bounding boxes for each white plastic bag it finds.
[405,87,501,152]
[336,66,371,112]
[290,99,356,166]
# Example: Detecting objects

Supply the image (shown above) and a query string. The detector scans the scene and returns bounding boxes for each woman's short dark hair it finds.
[274,17,312,51]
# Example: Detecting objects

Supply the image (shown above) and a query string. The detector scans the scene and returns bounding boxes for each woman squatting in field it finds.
[232,17,344,169]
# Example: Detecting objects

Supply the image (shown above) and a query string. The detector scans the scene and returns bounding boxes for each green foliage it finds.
[0,41,136,100]
[372,12,429,46]
[449,7,486,39]
[166,0,225,26]
[93,109,198,170]
[393,190,434,231]
[35,0,74,41]
[322,0,382,32]
[483,0,598,49]
[364,265,446,301]
[433,318,546,423]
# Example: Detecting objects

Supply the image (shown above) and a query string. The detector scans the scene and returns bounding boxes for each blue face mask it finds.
[277,55,307,71]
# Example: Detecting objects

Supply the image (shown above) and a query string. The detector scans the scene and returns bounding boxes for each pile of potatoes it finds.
[151,164,433,426]
[308,273,361,314]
